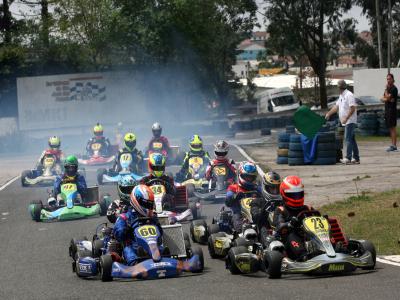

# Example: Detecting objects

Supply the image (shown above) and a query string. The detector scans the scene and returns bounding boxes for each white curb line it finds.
[0,175,20,192]
[232,144,265,177]
[377,257,400,267]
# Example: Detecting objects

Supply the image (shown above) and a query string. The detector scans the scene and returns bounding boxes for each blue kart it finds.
[96,152,143,185]
[70,221,204,281]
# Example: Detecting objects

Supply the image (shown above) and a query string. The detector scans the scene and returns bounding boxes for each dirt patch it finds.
[242,140,400,207]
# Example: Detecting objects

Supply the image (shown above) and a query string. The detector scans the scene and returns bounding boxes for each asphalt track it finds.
[0,146,399,300]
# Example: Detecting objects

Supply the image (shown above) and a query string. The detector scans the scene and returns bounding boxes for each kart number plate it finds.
[120,153,133,163]
[91,143,102,151]
[138,225,158,238]
[214,166,226,176]
[61,183,77,192]
[150,185,166,195]
[215,239,223,249]
[153,142,163,150]
[79,264,91,272]
[241,198,253,210]
[303,216,329,234]
[189,157,203,166]
[44,157,55,164]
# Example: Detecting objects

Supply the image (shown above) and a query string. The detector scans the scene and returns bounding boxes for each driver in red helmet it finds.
[273,175,313,260]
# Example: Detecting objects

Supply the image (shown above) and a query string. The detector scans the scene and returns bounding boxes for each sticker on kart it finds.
[137,225,158,238]
[44,157,55,167]
[214,166,226,176]
[241,198,253,210]
[61,183,78,193]
[150,185,166,196]
[91,143,102,151]
[152,142,163,150]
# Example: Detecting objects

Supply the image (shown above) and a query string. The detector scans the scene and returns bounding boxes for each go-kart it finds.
[178,156,210,197]
[77,142,117,166]
[29,184,110,222]
[97,152,143,185]
[69,220,204,281]
[21,152,62,187]
[145,142,181,165]
[225,210,376,278]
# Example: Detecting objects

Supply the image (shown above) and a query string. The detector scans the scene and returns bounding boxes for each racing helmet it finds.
[152,122,162,138]
[189,134,203,153]
[214,140,229,159]
[238,161,258,189]
[148,152,166,178]
[124,132,136,151]
[130,184,155,217]
[262,171,282,199]
[64,155,78,177]
[93,123,103,137]
[280,175,304,208]
[48,136,61,149]
[118,175,137,204]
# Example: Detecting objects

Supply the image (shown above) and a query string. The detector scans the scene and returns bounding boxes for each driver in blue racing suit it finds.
[113,184,164,266]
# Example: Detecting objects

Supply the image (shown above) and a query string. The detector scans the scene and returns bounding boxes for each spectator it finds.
[380,73,398,152]
[325,80,359,164]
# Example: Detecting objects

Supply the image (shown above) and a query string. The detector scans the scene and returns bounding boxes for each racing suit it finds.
[53,173,88,201]
[225,183,261,232]
[36,149,63,174]
[110,148,144,174]
[86,136,111,157]
[205,158,237,184]
[175,150,211,182]
[273,205,313,260]
[147,136,171,157]
[140,174,176,209]
[113,209,163,266]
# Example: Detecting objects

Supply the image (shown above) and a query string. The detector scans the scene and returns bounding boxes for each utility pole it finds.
[388,0,393,73]
[376,0,383,68]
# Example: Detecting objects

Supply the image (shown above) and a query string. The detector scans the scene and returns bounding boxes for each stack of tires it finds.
[277,132,289,164]
[358,113,378,136]
[313,132,337,165]
[288,134,304,166]
[377,112,390,136]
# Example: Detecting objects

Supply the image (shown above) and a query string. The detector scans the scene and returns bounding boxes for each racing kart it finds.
[192,164,231,201]
[97,152,143,185]
[145,141,181,165]
[77,142,118,166]
[21,152,62,187]
[226,210,376,278]
[178,156,210,197]
[69,220,204,281]
[29,184,110,222]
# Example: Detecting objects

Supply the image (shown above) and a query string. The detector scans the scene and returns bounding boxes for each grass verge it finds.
[321,190,400,255]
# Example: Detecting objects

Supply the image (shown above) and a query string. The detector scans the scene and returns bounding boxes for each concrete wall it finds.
[353,68,400,98]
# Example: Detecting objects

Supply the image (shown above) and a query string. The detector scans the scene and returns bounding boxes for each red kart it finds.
[78,143,119,166]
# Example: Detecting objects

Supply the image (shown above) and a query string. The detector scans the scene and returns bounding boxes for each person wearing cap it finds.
[325,80,359,164]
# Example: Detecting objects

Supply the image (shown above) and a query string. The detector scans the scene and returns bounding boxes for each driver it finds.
[140,153,176,206]
[175,135,211,182]
[52,155,87,205]
[86,123,111,157]
[205,140,236,183]
[36,136,64,173]
[110,133,144,174]
[225,161,261,232]
[273,175,313,261]
[106,175,138,223]
[113,184,164,266]
[146,122,172,157]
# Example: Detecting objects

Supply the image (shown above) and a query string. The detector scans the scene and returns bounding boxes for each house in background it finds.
[236,40,266,61]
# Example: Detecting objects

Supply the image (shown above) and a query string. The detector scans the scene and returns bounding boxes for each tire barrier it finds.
[260,128,271,136]
[276,132,290,164]
[232,114,295,134]
[288,134,304,166]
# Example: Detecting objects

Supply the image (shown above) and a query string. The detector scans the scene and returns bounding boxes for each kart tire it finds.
[21,170,32,187]
[288,150,304,158]
[208,223,220,235]
[191,246,204,273]
[98,196,109,216]
[276,156,288,164]
[316,150,336,158]
[312,157,337,165]
[186,183,195,197]
[30,200,43,222]
[97,168,107,185]
[288,142,303,151]
[233,237,252,247]
[278,133,290,143]
[190,219,208,244]
[317,132,336,143]
[260,128,271,136]
[265,250,283,279]
[289,134,301,143]
[359,240,376,270]
[100,255,113,282]
[189,202,198,220]
[288,157,304,166]
[93,239,104,257]
[208,232,225,259]
[278,142,289,149]
[277,149,288,157]
[227,246,248,274]
[69,236,88,259]
[317,143,336,151]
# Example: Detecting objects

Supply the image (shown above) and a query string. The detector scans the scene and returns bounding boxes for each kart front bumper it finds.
[37,204,101,221]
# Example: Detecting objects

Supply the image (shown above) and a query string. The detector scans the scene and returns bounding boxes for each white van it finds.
[256,87,299,114]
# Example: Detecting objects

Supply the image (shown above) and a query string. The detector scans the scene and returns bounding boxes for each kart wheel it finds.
[100,255,113,282]
[191,246,204,273]
[30,200,43,222]
[186,183,195,197]
[98,197,108,216]
[189,202,198,220]
[69,237,88,259]
[183,232,191,250]
[21,170,32,187]
[265,250,283,279]
[208,232,225,259]
[190,219,208,244]
[233,237,252,248]
[97,168,107,185]
[208,223,220,235]
[359,240,376,270]
[227,246,248,274]
[93,239,104,257]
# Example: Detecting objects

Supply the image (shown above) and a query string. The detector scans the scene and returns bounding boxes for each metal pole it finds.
[388,0,393,73]
[376,0,383,68]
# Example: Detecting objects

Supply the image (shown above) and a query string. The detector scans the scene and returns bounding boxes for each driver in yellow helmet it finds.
[110,133,144,174]
[86,123,111,157]
[36,136,64,174]
[175,135,211,182]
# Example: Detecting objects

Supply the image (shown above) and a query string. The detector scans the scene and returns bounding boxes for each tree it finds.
[264,0,355,108]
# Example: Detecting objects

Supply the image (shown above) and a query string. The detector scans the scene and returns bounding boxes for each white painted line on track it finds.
[234,144,400,268]
[0,175,20,192]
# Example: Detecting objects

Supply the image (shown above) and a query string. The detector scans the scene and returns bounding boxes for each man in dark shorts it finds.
[381,73,398,152]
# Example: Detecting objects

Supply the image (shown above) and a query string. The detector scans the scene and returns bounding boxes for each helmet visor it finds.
[141,198,154,210]
[285,191,304,200]
[265,184,280,195]
[94,131,103,137]
[152,129,161,137]
[65,165,78,177]
[241,174,257,183]
[215,151,227,157]
[151,165,165,172]
[125,141,136,149]
[191,143,202,150]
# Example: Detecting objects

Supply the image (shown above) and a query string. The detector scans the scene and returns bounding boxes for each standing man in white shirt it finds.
[325,80,359,164]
